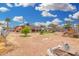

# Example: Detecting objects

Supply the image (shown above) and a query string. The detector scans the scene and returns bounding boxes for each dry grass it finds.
[0,36,15,55]
[2,32,79,56]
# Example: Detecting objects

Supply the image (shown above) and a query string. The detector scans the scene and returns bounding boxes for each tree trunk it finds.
[1,33,8,46]
[7,22,8,28]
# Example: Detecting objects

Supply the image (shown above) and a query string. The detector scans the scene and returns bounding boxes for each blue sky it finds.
[0,3,79,28]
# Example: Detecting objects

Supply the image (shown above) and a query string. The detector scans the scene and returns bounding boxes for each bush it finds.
[73,34,79,38]
[51,30,55,33]
[39,30,44,35]
[63,24,71,29]
[21,26,31,36]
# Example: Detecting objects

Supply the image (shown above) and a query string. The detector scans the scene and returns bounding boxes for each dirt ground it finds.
[3,32,79,56]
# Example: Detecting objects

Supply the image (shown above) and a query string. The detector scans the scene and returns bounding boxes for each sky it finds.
[0,3,79,28]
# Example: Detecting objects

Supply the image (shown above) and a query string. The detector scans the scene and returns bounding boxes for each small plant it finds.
[39,28,45,35]
[21,26,31,37]
[40,30,44,35]
[51,30,55,33]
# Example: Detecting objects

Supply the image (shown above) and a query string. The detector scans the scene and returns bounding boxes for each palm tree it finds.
[2,17,11,46]
[5,17,10,30]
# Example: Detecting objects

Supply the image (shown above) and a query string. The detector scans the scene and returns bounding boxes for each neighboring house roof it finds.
[14,26,24,32]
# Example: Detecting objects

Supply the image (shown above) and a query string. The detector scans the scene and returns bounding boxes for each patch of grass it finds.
[0,36,5,42]
[20,34,30,37]
[0,42,15,55]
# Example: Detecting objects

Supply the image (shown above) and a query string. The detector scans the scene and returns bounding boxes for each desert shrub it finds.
[63,24,71,29]
[39,29,44,35]
[51,30,55,33]
[39,28,47,35]
[73,34,79,38]
[21,26,31,36]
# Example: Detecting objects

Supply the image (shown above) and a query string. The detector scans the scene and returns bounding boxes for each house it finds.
[13,23,31,32]
[13,26,24,32]
[30,25,41,32]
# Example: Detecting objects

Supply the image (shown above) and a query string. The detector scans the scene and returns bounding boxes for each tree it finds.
[63,21,72,29]
[76,24,79,33]
[5,17,10,30]
[48,23,58,32]
[21,26,31,36]
[39,28,45,35]
[63,23,71,29]
[76,24,79,28]
[0,28,9,46]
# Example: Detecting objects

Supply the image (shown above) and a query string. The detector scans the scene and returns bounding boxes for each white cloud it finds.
[71,11,79,19]
[19,21,28,26]
[45,21,51,25]
[0,20,7,27]
[64,18,73,22]
[34,22,42,26]
[0,7,9,13]
[15,3,35,7]
[52,18,62,25]
[69,14,72,18]
[73,24,77,27]
[34,20,62,26]
[34,19,62,26]
[41,11,57,17]
[13,16,24,22]
[34,22,50,26]
[35,3,76,11]
[0,21,6,24]
[6,3,35,8]
[6,3,13,7]
[60,24,65,27]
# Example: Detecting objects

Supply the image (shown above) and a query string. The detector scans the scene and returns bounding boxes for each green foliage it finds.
[51,30,55,33]
[4,27,10,30]
[21,26,31,36]
[76,24,79,28]
[63,19,73,29]
[5,18,10,22]
[5,18,11,30]
[48,24,57,32]
[40,30,44,35]
[39,28,47,35]
[63,23,71,29]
